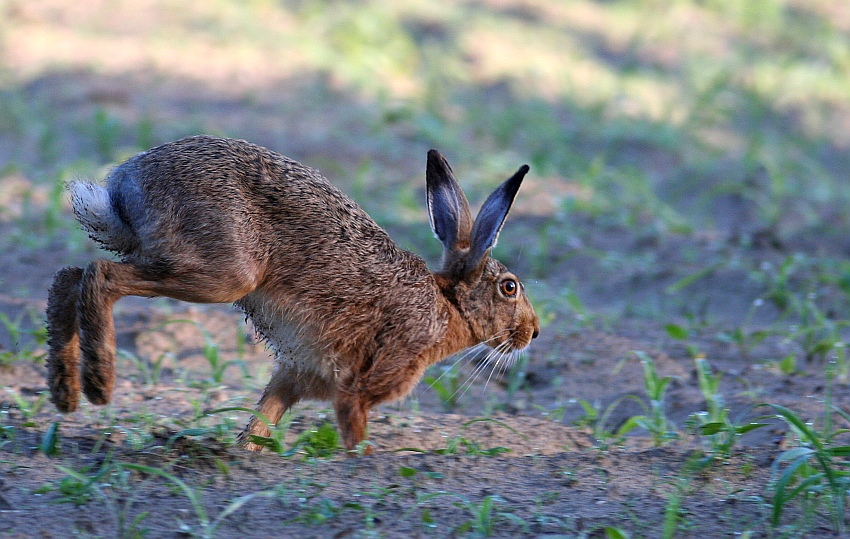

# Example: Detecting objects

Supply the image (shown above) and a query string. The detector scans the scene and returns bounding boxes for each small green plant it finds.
[198,324,248,385]
[119,349,171,386]
[399,418,523,456]
[211,408,339,458]
[663,322,689,341]
[604,527,632,539]
[289,497,344,525]
[39,421,60,456]
[688,357,766,458]
[43,174,67,237]
[397,466,445,532]
[5,389,49,427]
[47,459,116,506]
[759,255,799,313]
[91,107,123,162]
[454,495,528,537]
[159,319,249,386]
[603,352,679,447]
[659,455,719,539]
[0,425,16,446]
[766,403,850,534]
[105,464,152,539]
[0,310,47,365]
[788,295,849,366]
[715,299,772,360]
[564,398,599,429]
[292,421,340,458]
[207,406,292,455]
[430,435,511,457]
[122,463,278,539]
[663,321,704,358]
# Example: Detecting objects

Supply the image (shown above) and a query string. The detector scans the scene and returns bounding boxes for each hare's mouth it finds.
[482,327,533,353]
[502,327,536,351]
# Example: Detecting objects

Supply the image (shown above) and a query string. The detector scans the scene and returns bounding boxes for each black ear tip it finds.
[519,164,530,175]
[427,149,454,175]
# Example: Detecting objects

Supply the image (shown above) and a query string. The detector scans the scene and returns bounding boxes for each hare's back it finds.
[108,136,397,277]
[118,136,320,215]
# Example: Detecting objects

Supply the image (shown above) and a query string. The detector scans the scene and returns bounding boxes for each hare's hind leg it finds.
[77,260,130,405]
[46,266,84,412]
[77,258,259,406]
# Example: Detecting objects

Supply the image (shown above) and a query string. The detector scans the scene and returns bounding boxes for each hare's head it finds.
[426,150,539,353]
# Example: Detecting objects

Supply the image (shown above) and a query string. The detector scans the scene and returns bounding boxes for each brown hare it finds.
[46,136,539,454]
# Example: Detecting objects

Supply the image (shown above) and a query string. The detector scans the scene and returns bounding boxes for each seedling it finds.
[119,349,172,386]
[0,310,47,365]
[91,107,123,162]
[292,421,340,458]
[47,458,115,506]
[604,352,679,447]
[122,463,278,538]
[157,319,250,386]
[688,358,766,458]
[399,418,523,456]
[5,389,49,427]
[766,403,850,533]
[207,406,292,455]
[454,494,529,537]
[39,421,60,456]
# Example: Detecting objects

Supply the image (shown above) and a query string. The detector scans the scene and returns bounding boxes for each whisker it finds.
[425,344,484,388]
[450,347,498,401]
[477,329,511,346]
[453,341,510,400]
[423,327,521,404]
[482,341,513,393]
[418,345,482,397]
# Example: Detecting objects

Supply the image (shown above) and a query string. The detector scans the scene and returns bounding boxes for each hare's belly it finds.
[267,325,340,382]
[236,294,342,383]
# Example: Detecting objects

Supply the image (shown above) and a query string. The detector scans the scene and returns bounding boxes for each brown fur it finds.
[46,136,539,454]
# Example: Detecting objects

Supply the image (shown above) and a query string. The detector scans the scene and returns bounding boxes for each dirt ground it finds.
[1,200,848,538]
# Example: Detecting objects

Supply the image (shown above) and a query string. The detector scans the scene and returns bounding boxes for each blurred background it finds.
[1,0,850,347]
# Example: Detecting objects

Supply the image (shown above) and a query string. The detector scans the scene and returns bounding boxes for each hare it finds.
[46,135,539,454]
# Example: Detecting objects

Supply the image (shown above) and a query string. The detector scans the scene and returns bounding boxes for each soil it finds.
[1,74,849,539]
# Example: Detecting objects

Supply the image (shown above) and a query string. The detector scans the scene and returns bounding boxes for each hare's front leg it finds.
[239,365,333,451]
[46,266,84,412]
[240,389,301,452]
[333,393,371,455]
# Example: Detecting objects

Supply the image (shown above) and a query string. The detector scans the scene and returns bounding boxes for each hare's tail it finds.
[69,180,138,254]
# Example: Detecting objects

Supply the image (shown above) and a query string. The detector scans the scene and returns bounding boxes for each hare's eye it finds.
[499,279,518,298]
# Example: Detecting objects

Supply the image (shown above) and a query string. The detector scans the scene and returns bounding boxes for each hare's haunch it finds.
[46,136,539,454]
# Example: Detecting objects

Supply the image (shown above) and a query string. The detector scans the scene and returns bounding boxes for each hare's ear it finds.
[426,150,473,251]
[467,164,530,267]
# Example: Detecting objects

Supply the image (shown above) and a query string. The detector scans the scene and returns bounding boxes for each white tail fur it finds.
[69,181,132,252]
